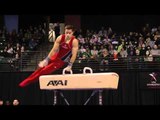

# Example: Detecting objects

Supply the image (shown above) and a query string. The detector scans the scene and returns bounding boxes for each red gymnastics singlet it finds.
[19,34,75,87]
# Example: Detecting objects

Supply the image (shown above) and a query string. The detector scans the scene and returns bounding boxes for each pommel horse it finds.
[39,67,119,105]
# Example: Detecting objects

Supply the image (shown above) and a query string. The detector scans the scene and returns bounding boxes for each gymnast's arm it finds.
[65,38,79,71]
[47,35,61,58]
[38,35,61,67]
[70,38,79,64]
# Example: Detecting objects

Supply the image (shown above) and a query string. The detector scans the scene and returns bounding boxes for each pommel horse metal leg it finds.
[53,68,73,105]
[53,90,57,105]
[59,90,70,105]
[84,90,98,105]
[84,89,103,105]
[53,90,70,105]
[98,90,103,105]
[83,67,103,105]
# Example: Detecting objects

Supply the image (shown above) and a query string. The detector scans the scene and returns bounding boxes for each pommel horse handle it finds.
[83,67,93,74]
[62,68,73,75]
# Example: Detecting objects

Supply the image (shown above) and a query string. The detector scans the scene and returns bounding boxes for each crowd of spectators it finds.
[1,23,160,71]
[76,24,160,68]
[0,25,46,70]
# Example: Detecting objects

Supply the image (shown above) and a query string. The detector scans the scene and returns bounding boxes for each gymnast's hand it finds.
[64,66,72,72]
[38,59,49,68]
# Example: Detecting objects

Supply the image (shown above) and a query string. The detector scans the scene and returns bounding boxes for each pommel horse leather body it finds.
[39,67,119,90]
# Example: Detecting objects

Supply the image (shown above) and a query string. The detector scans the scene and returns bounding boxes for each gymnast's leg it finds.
[19,59,65,87]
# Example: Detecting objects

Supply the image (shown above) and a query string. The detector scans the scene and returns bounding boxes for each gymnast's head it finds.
[65,25,75,39]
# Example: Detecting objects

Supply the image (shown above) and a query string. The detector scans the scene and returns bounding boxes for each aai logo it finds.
[47,80,67,86]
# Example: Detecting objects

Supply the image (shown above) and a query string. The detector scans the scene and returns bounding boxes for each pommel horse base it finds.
[39,67,119,105]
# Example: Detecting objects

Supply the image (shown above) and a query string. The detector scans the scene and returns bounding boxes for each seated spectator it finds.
[13,99,20,106]
[99,49,110,63]
[5,100,11,105]
[79,45,86,54]
[99,49,110,71]
[120,47,128,58]
[15,53,19,59]
[7,46,14,57]
[29,38,37,50]
[21,46,25,53]
[0,99,3,105]
[91,46,98,58]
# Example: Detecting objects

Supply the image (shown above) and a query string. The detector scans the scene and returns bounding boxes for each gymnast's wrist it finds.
[45,56,51,62]
[68,62,73,67]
